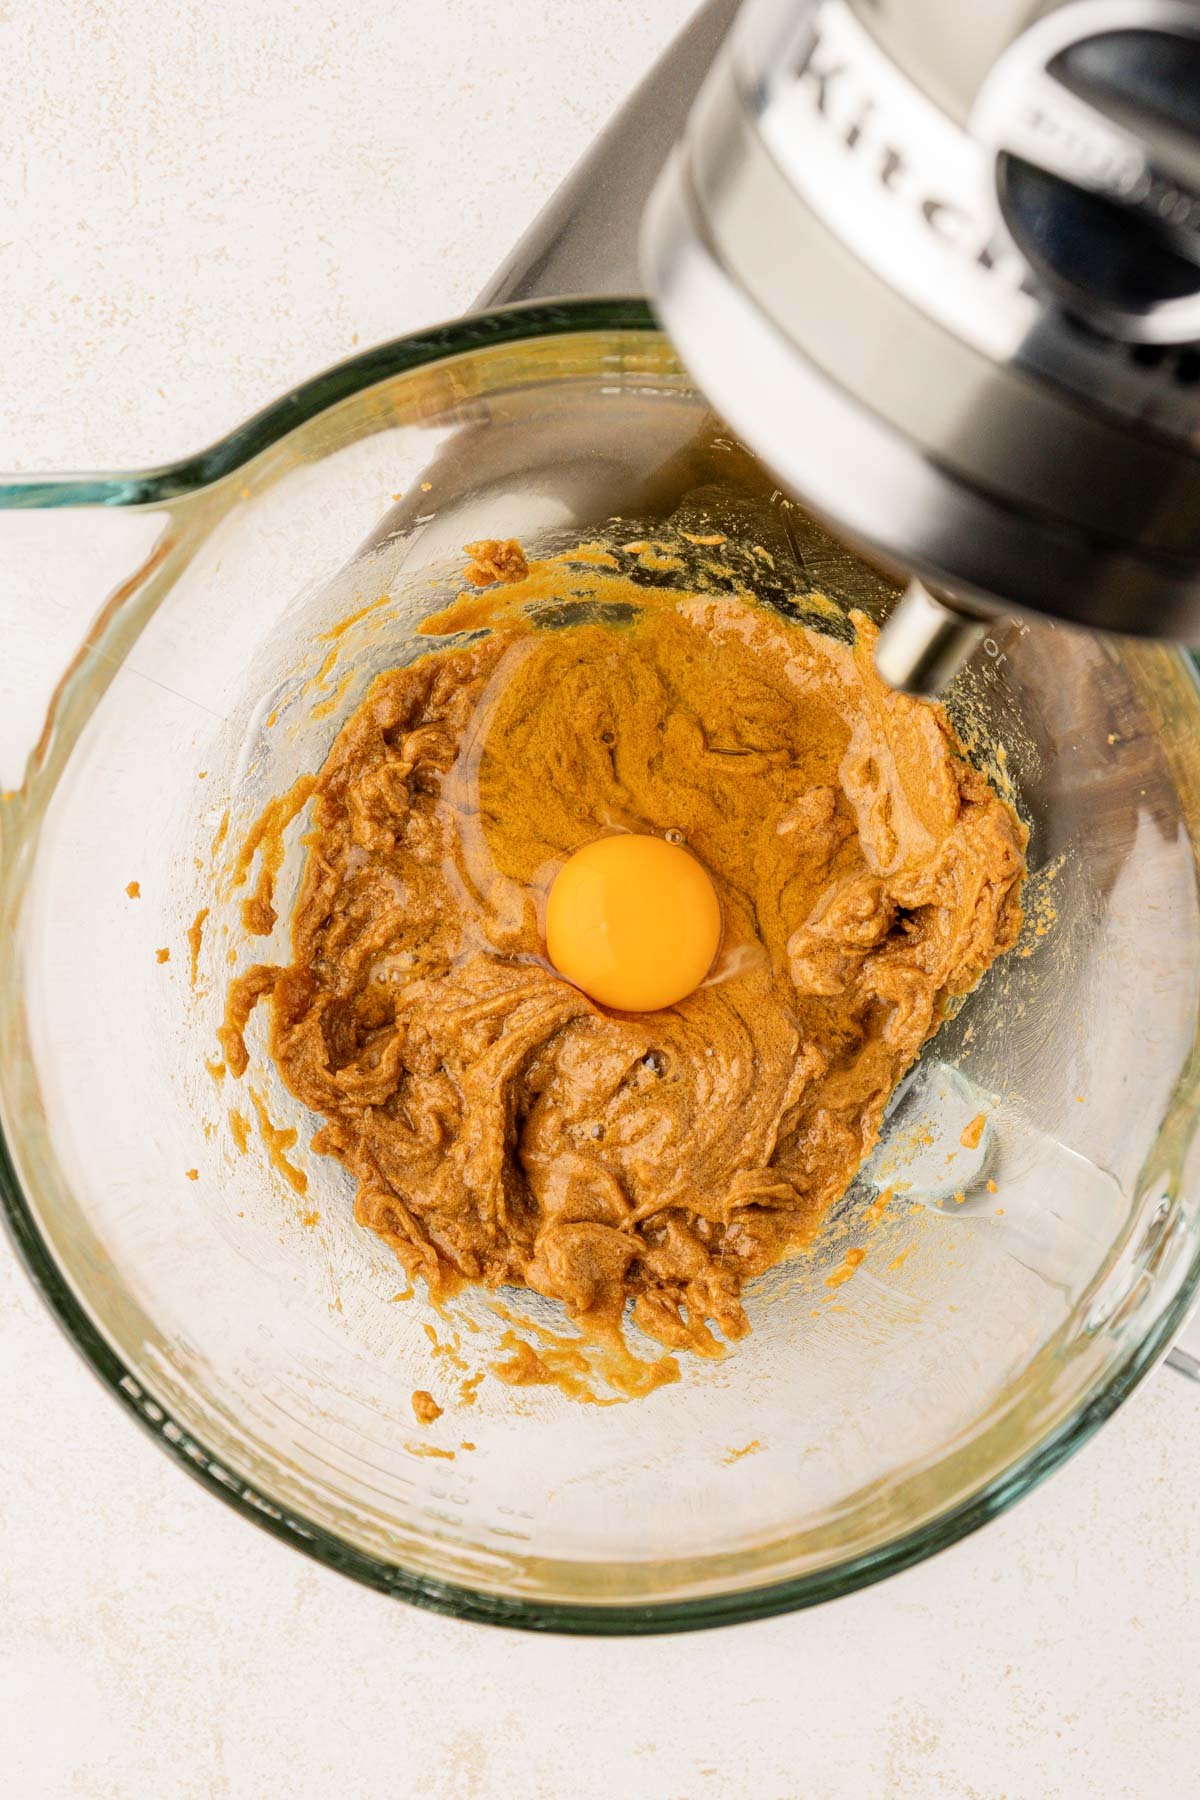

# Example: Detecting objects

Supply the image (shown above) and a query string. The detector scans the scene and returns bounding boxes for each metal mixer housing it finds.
[643,0,1200,680]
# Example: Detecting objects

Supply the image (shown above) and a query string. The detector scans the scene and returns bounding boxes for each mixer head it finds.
[643,0,1200,692]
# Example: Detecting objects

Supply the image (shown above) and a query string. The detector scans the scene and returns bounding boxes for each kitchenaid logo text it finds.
[793,27,1036,299]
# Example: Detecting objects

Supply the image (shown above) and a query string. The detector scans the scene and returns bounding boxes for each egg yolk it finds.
[545,834,722,1012]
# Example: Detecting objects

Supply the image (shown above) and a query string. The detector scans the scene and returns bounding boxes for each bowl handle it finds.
[0,485,195,795]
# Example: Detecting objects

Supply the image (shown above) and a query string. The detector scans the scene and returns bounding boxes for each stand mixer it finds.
[6,0,1200,1629]
[480,0,1200,1390]
[492,0,1200,694]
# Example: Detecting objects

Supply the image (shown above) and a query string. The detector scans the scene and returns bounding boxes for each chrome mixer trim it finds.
[741,0,1040,365]
[644,0,1200,642]
[870,580,988,697]
[687,55,1200,562]
[729,0,1200,440]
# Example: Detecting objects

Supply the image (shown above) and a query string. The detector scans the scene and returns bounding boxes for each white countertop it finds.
[3,4,1199,1793]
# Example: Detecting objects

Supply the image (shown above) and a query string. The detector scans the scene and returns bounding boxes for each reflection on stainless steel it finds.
[474,0,739,310]
[644,0,1200,650]
[872,580,990,697]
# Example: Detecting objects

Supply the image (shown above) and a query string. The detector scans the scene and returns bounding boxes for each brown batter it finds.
[411,1389,443,1425]
[221,553,1025,1361]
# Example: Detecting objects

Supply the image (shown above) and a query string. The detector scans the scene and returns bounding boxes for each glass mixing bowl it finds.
[3,299,1200,1634]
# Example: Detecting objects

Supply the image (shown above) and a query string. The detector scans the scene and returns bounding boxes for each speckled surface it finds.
[2,3,1200,1794]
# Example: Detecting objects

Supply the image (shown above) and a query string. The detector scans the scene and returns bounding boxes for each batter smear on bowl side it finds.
[220,544,1025,1368]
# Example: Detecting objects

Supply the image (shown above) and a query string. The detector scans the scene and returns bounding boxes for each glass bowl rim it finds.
[1,295,1197,1635]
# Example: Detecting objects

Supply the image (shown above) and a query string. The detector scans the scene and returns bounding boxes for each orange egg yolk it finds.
[545,834,722,1012]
